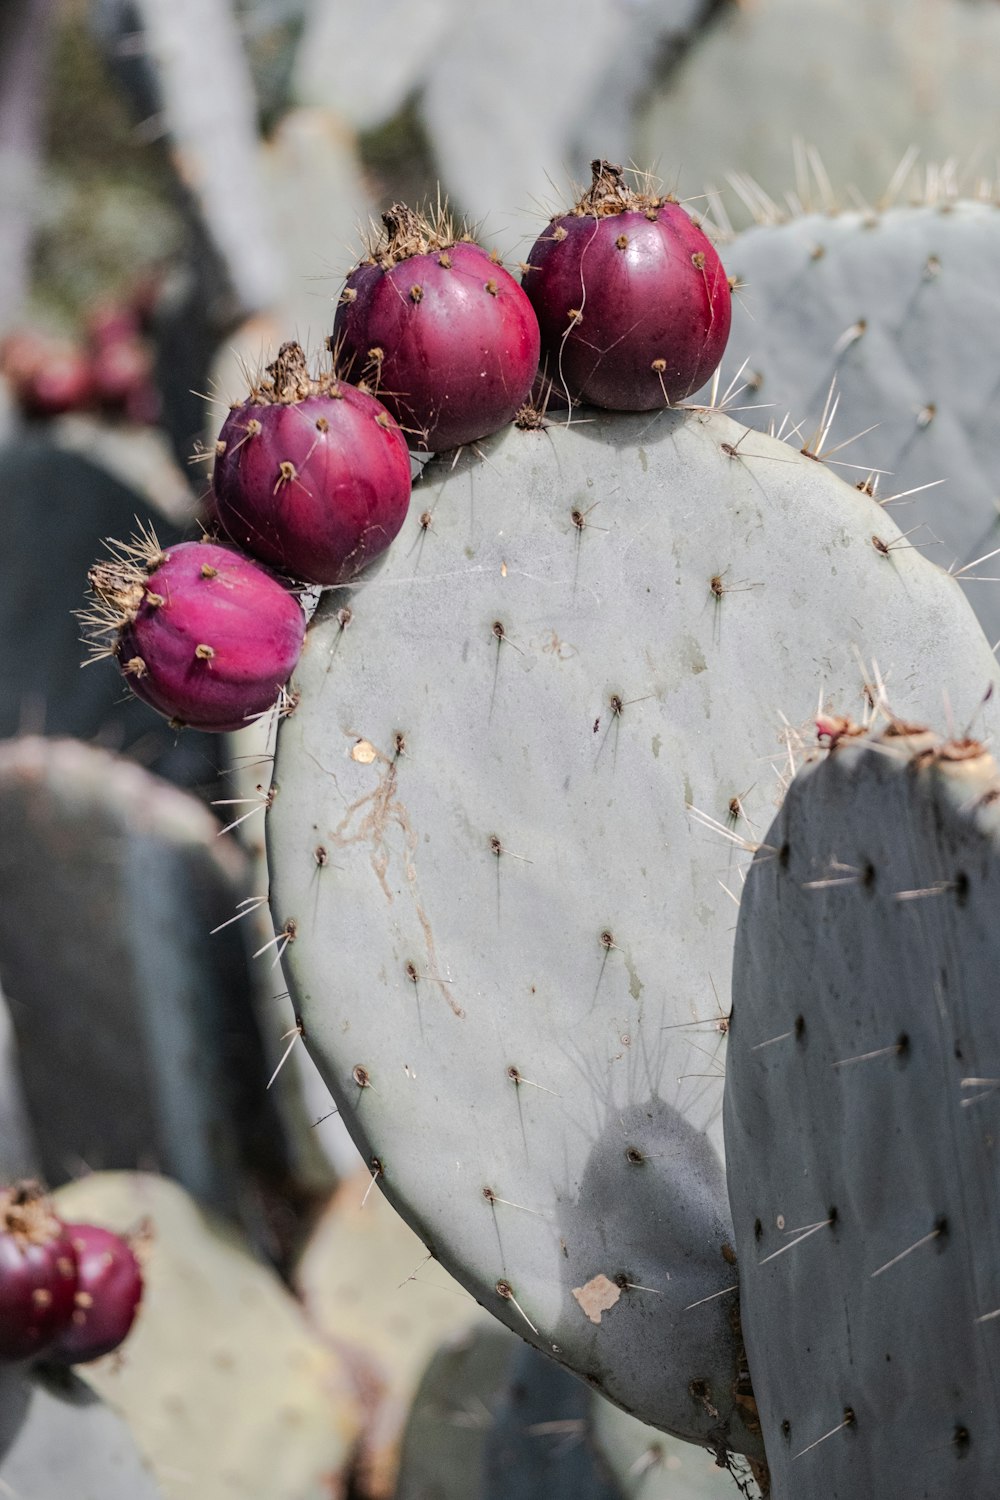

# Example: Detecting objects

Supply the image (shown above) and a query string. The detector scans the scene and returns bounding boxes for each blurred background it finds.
[3,0,1000,1495]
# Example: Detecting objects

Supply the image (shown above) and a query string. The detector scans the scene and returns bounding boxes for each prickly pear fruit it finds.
[212,341,412,585]
[83,534,305,732]
[1,331,93,418]
[0,1183,77,1361]
[523,160,731,409]
[46,1224,143,1364]
[333,203,541,452]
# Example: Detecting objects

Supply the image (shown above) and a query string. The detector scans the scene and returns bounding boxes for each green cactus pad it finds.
[0,737,288,1217]
[0,1364,163,1499]
[638,0,1000,224]
[267,406,998,1451]
[54,1171,361,1500]
[712,198,1000,637]
[726,727,1000,1495]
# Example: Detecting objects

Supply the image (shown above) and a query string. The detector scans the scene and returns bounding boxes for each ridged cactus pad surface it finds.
[726,727,1000,1496]
[267,407,999,1451]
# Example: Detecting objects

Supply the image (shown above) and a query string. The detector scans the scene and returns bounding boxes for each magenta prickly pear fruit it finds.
[47,1223,144,1364]
[83,532,306,732]
[211,341,412,586]
[0,1182,78,1361]
[332,203,541,452]
[522,160,732,410]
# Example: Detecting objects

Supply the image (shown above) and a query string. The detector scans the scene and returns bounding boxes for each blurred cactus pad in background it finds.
[5,1,1000,1496]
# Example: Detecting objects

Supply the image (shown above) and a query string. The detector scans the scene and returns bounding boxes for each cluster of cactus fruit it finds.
[81,160,730,730]
[2,288,160,423]
[0,1181,143,1365]
[71,154,1000,1499]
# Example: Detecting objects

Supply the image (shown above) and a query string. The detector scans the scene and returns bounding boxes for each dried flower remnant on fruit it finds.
[211,340,411,586]
[333,204,541,452]
[522,159,732,410]
[81,538,306,733]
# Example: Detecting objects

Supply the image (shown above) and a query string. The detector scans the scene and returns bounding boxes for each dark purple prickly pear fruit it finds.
[83,535,306,733]
[333,204,541,453]
[522,160,731,411]
[212,342,412,586]
[1,331,93,418]
[0,1182,78,1361]
[46,1223,143,1364]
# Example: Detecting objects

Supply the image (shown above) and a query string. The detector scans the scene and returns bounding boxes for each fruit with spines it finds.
[332,202,541,451]
[212,340,412,586]
[0,1182,77,1361]
[522,159,731,409]
[83,535,305,732]
[46,1223,143,1365]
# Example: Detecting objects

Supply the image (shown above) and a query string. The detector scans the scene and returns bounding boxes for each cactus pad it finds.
[266,406,998,1450]
[726,726,1000,1495]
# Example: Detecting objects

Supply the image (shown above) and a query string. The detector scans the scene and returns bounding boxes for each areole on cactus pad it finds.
[332,202,541,452]
[212,341,412,587]
[264,402,999,1461]
[522,160,732,409]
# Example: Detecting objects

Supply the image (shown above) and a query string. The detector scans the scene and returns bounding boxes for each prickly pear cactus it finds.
[293,1166,490,1496]
[482,1339,622,1500]
[54,1171,361,1500]
[266,407,999,1452]
[725,725,1000,1496]
[711,198,1000,637]
[638,0,1000,223]
[397,1321,748,1499]
[0,1363,163,1499]
[0,978,37,1180]
[589,1384,752,1498]
[0,437,219,789]
[0,737,287,1217]
[395,1325,521,1500]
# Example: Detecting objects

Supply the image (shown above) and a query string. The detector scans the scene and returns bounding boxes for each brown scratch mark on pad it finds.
[329,735,464,1018]
[572,1273,621,1325]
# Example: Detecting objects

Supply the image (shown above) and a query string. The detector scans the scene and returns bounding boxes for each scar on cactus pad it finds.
[522,160,732,410]
[81,528,306,733]
[211,341,412,586]
[333,201,541,452]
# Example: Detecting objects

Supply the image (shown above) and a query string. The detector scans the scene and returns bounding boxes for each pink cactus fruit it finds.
[86,300,160,424]
[212,341,412,586]
[47,1223,144,1364]
[522,160,732,411]
[332,204,541,453]
[0,1182,78,1361]
[1,330,93,418]
[83,533,306,733]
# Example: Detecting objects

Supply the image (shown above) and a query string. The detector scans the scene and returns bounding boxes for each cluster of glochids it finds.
[0,1182,144,1366]
[82,160,732,733]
